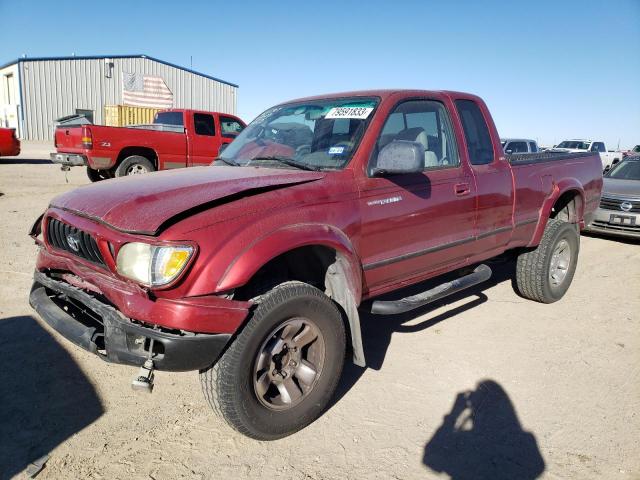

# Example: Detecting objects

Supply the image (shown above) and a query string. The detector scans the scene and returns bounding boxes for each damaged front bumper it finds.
[30,271,233,371]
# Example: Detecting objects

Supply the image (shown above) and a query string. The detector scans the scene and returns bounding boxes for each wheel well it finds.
[550,190,582,223]
[234,246,336,301]
[117,146,157,168]
[232,244,366,366]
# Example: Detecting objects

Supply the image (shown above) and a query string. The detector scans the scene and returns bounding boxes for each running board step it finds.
[370,264,492,315]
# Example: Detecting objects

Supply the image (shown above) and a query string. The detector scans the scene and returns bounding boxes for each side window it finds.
[597,142,606,152]
[219,116,244,138]
[529,142,538,153]
[194,113,215,136]
[375,100,460,169]
[455,100,494,165]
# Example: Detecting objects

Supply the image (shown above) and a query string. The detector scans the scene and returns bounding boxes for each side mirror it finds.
[372,141,424,176]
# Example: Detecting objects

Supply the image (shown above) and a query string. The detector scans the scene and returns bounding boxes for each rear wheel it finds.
[515,218,579,303]
[199,281,346,440]
[114,155,155,177]
[86,167,112,182]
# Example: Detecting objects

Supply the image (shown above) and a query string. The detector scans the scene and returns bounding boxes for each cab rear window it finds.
[154,112,184,126]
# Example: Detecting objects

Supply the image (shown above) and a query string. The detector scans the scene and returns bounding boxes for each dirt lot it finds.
[1,146,639,480]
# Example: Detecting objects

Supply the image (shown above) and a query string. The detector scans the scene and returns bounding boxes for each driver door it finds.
[358,99,477,295]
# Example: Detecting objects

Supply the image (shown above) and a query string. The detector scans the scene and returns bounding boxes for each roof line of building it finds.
[0,54,239,88]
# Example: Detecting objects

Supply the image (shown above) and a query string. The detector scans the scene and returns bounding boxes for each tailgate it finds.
[55,127,85,152]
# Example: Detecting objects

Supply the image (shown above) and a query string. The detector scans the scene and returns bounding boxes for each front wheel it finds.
[199,281,346,440]
[114,155,155,177]
[515,218,580,303]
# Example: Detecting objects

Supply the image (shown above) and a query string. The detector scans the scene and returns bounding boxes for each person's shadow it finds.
[423,379,545,480]
[0,316,103,479]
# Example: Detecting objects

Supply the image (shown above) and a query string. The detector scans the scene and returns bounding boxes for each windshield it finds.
[606,159,640,180]
[556,141,590,150]
[219,97,379,170]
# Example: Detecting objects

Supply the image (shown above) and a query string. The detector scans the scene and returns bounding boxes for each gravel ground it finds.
[1,145,639,479]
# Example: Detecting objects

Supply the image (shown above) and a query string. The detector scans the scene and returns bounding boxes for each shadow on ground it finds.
[0,316,103,479]
[0,158,51,165]
[423,379,545,480]
[333,257,518,405]
[581,231,640,246]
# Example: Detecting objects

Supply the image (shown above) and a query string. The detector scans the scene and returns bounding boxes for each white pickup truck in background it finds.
[550,140,622,170]
[501,138,539,154]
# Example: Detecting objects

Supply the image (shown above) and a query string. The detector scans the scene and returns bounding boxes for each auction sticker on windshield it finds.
[325,106,374,119]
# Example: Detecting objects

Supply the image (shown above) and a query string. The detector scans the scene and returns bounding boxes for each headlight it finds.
[116,243,194,287]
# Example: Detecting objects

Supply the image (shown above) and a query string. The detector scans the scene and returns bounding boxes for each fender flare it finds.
[529,178,585,247]
[116,146,159,169]
[218,224,366,367]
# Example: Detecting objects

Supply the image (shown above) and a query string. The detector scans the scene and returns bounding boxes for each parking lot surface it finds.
[1,149,638,479]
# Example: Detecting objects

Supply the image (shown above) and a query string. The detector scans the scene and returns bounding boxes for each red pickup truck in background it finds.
[0,127,20,157]
[31,90,602,440]
[51,109,245,181]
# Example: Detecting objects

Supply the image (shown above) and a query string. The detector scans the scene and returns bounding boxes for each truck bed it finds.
[508,151,602,241]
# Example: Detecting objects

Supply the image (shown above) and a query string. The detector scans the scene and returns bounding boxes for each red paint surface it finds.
[36,90,603,335]
[0,128,20,156]
[54,109,245,171]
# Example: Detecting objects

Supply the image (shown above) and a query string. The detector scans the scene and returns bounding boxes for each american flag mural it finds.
[122,72,173,108]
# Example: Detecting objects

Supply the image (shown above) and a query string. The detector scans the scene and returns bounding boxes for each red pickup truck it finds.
[30,90,602,440]
[0,127,20,157]
[51,109,245,181]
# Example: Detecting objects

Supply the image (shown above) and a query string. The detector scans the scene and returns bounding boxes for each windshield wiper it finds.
[215,157,239,166]
[250,156,321,171]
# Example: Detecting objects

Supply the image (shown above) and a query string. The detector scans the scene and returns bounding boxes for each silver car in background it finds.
[585,156,640,239]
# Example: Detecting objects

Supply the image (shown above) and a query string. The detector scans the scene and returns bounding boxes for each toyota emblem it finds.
[66,233,81,252]
[620,202,633,212]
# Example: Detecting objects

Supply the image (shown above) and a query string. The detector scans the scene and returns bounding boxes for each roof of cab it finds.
[280,89,483,105]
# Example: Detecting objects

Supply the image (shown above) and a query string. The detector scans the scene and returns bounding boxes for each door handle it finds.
[455,183,471,196]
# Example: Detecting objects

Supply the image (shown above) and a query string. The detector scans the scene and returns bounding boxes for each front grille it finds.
[46,217,105,265]
[599,196,640,213]
[592,220,640,232]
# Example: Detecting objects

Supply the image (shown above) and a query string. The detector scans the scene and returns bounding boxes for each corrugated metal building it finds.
[0,54,238,140]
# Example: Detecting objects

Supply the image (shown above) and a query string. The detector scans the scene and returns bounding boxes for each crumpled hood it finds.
[50,166,325,234]
[603,178,640,198]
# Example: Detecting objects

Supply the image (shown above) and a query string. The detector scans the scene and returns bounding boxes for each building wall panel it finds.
[18,56,237,140]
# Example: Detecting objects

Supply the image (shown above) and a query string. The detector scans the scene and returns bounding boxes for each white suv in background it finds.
[501,138,538,154]
[551,139,622,170]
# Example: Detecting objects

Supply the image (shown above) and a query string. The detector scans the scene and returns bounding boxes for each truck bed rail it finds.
[507,151,594,166]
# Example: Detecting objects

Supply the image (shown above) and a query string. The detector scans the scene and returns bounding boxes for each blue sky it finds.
[1,0,639,148]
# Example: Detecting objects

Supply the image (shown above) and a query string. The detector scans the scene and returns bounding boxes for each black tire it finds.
[515,218,579,303]
[114,155,155,177]
[200,281,346,440]
[86,167,112,182]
